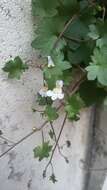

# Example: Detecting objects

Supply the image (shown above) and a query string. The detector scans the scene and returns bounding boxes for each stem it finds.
[41,130,45,144]
[68,73,86,96]
[50,122,69,162]
[0,120,48,159]
[102,6,106,20]
[44,113,67,173]
[52,14,78,50]
[0,104,63,159]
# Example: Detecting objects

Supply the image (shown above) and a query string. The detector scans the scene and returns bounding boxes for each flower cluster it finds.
[39,80,64,101]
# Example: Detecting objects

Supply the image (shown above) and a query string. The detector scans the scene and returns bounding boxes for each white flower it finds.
[52,88,64,100]
[46,90,54,97]
[56,80,64,88]
[39,80,64,101]
[47,56,55,68]
[47,86,64,101]
[39,87,48,97]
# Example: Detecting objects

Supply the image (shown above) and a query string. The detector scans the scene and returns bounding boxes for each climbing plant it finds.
[2,0,107,183]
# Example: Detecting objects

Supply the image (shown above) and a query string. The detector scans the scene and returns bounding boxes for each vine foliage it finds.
[2,0,107,183]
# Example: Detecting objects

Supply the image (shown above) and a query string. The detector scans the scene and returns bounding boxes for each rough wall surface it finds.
[87,107,107,190]
[0,1,93,190]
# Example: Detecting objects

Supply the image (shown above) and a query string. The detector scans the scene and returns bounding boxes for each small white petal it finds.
[46,90,53,97]
[57,93,64,100]
[48,56,55,68]
[56,80,64,88]
[39,87,48,97]
[53,88,62,94]
[51,93,58,101]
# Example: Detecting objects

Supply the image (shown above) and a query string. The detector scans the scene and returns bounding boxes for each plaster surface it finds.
[87,107,107,190]
[0,1,93,190]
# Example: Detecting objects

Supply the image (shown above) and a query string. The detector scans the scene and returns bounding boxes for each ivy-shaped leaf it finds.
[31,17,65,56]
[65,94,84,121]
[33,141,52,161]
[37,94,53,106]
[44,105,59,122]
[49,174,57,183]
[44,49,71,88]
[32,0,58,17]
[86,46,107,86]
[88,24,100,40]
[2,56,28,79]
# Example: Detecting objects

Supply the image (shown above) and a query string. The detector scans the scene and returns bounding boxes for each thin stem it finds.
[50,122,69,162]
[0,104,63,159]
[0,120,48,159]
[52,14,78,50]
[68,73,86,96]
[102,6,106,21]
[32,108,44,113]
[44,113,67,173]
[41,130,45,144]
[0,72,86,160]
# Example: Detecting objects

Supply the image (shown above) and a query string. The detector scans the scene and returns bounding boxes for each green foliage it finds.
[31,17,65,56]
[65,94,85,121]
[32,0,58,17]
[33,141,52,161]
[3,56,28,79]
[49,174,57,183]
[44,105,59,121]
[31,0,107,184]
[37,94,53,106]
[44,48,71,88]
[79,81,107,106]
[86,46,107,86]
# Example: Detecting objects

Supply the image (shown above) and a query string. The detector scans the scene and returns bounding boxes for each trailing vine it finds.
[2,0,107,183]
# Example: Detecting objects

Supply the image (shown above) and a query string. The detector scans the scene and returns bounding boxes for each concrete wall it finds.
[0,1,94,190]
[87,107,107,190]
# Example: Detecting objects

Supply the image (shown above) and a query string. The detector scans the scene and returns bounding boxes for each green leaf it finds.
[67,42,93,65]
[49,174,57,183]
[31,17,65,56]
[33,141,52,161]
[62,69,73,86]
[88,24,99,40]
[79,81,107,106]
[96,35,107,48]
[37,94,53,106]
[64,18,89,40]
[86,46,107,86]
[61,0,78,12]
[44,105,59,121]
[32,0,58,17]
[2,56,28,79]
[44,49,71,83]
[65,94,84,121]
